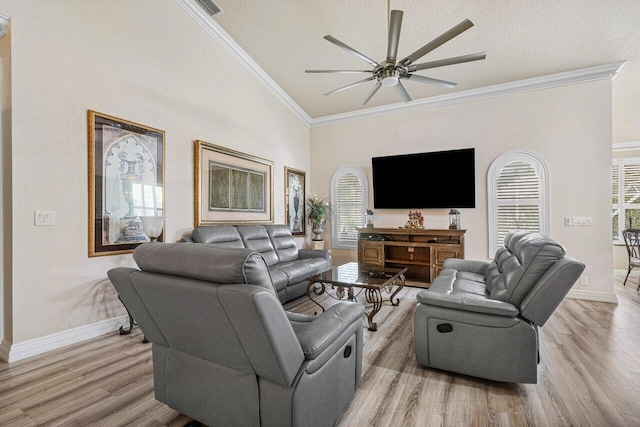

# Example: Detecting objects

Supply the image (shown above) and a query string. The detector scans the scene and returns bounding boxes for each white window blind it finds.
[331,166,368,249]
[495,161,541,245]
[612,158,640,241]
[488,150,549,256]
[335,173,363,243]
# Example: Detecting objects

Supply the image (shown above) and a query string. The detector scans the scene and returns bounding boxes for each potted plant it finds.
[306,194,331,243]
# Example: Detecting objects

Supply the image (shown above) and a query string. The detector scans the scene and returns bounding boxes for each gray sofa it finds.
[183,224,331,303]
[108,243,364,427]
[414,230,585,383]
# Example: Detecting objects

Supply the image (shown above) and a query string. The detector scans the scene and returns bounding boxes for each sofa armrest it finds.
[443,258,489,274]
[299,249,331,263]
[294,302,364,360]
[417,290,519,317]
[286,311,316,323]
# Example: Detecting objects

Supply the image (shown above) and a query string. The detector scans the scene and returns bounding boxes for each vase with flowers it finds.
[306,194,331,241]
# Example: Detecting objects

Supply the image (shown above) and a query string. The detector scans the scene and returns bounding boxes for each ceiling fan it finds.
[305,6,487,105]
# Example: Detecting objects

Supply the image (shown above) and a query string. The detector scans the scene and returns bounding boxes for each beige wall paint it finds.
[0,1,310,343]
[311,79,614,300]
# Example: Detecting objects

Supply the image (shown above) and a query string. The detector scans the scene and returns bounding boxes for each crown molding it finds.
[174,0,312,127]
[311,61,626,127]
[613,141,640,151]
[173,1,624,131]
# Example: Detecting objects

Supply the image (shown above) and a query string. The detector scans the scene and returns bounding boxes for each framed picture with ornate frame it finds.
[194,140,274,226]
[285,167,306,236]
[88,110,165,257]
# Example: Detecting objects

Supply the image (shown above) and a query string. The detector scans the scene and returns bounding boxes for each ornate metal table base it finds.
[306,273,405,331]
[118,296,148,343]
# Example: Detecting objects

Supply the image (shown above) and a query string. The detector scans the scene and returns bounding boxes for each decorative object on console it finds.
[305,0,486,105]
[139,216,166,242]
[366,209,375,228]
[404,210,424,229]
[449,209,461,230]
[284,167,306,236]
[88,110,165,257]
[194,140,273,226]
[307,194,331,242]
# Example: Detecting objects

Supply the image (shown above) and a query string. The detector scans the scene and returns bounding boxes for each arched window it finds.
[331,166,368,249]
[487,150,549,256]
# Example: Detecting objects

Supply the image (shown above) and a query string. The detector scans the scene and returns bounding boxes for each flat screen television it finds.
[372,148,475,209]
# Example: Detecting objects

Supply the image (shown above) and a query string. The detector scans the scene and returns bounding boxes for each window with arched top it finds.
[487,150,550,256]
[331,166,368,249]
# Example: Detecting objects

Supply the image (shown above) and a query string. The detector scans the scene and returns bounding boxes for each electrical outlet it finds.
[580,276,588,286]
[564,217,571,226]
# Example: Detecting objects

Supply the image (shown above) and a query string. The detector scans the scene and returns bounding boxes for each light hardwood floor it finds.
[1,274,639,426]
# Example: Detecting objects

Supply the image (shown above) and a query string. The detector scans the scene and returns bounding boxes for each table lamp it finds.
[139,215,166,242]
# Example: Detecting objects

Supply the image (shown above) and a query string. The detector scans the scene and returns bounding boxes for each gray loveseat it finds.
[414,230,585,383]
[183,224,331,303]
[108,243,364,426]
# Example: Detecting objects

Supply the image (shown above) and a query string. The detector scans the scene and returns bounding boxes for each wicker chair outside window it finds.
[622,229,640,290]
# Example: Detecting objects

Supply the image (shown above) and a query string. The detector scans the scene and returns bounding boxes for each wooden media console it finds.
[357,227,466,288]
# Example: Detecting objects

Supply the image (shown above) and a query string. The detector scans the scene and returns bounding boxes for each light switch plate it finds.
[35,210,55,226]
[571,216,593,226]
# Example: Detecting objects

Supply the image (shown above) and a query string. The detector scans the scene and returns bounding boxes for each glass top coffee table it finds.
[305,262,407,331]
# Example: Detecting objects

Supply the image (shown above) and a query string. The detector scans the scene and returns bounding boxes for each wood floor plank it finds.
[0,279,638,426]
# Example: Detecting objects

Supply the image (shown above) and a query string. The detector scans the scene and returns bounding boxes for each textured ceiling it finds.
[212,0,640,141]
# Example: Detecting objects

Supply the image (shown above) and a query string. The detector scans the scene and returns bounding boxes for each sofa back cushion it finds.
[237,225,279,266]
[485,231,566,306]
[133,242,276,294]
[265,225,299,263]
[191,226,244,248]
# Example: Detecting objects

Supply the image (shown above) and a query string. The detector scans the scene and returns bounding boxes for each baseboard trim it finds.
[2,315,129,363]
[566,288,618,303]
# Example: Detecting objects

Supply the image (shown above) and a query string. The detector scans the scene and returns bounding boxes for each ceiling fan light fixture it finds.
[380,68,400,87]
[306,4,486,105]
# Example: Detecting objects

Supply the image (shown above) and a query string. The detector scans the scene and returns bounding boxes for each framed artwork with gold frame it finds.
[88,110,165,257]
[194,140,274,226]
[285,167,306,236]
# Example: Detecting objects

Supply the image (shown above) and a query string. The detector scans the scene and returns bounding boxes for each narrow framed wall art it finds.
[285,167,306,236]
[88,110,165,257]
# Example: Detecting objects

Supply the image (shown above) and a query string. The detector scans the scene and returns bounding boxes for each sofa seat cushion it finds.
[300,257,329,271]
[428,269,489,298]
[419,267,518,317]
[273,261,315,285]
[456,271,485,283]
[269,268,289,292]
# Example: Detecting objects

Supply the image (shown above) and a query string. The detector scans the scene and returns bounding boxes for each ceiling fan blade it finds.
[363,82,382,105]
[399,19,474,67]
[405,74,457,88]
[323,76,376,96]
[409,52,487,72]
[305,69,373,74]
[395,81,412,103]
[324,35,380,67]
[386,10,403,64]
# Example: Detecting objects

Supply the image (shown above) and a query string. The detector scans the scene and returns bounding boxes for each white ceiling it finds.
[207,0,640,141]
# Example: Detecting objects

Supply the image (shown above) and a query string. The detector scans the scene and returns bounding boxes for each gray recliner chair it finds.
[413,230,585,383]
[108,243,364,426]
